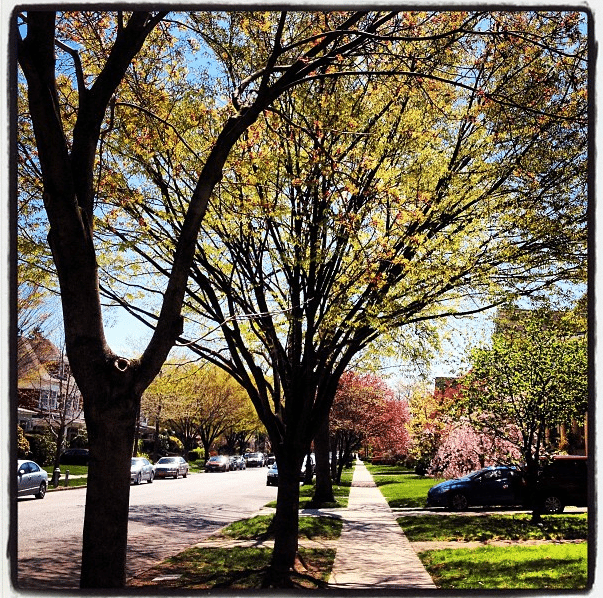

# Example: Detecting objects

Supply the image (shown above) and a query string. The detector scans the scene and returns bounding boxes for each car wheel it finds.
[449,493,469,511]
[147,472,154,483]
[183,470,188,478]
[135,473,142,485]
[542,495,564,514]
[35,482,46,499]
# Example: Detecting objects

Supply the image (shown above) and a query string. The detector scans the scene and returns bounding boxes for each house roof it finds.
[17,335,77,394]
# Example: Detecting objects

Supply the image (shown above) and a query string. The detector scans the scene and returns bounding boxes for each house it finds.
[17,333,86,442]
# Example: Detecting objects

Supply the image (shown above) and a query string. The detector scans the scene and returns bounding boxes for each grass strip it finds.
[369,474,440,508]
[398,513,588,542]
[265,467,354,509]
[43,464,88,489]
[365,462,443,508]
[129,514,341,589]
[418,543,589,590]
[130,545,335,589]
[365,464,416,476]
[219,514,343,541]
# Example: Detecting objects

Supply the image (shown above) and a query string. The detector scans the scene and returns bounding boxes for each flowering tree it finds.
[370,398,412,460]
[429,420,522,478]
[406,383,456,473]
[330,372,394,482]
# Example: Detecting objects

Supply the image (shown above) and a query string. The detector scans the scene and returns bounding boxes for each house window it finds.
[18,418,32,431]
[39,389,58,411]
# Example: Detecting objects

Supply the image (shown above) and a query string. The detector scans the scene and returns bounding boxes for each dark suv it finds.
[59,448,89,465]
[537,455,588,514]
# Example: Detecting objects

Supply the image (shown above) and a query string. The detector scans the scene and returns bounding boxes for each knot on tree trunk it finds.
[113,357,130,372]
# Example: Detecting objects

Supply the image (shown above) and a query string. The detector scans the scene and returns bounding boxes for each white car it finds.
[154,456,189,479]
[18,459,49,499]
[131,457,154,484]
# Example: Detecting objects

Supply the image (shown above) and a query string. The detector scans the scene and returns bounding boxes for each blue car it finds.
[427,466,524,511]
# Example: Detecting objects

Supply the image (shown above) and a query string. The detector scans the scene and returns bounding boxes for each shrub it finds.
[69,432,88,448]
[17,426,30,459]
[188,448,203,461]
[25,431,57,465]
[168,435,184,453]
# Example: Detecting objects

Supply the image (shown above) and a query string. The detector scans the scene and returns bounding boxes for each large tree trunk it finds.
[312,418,335,505]
[264,449,301,587]
[80,386,139,588]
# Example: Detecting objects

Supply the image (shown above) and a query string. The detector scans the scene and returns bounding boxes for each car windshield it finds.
[158,457,177,464]
[465,467,499,480]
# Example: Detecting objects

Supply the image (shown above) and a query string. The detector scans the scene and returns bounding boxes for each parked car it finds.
[244,452,265,467]
[229,456,246,470]
[59,448,89,465]
[427,465,524,511]
[130,457,154,484]
[154,456,189,479]
[266,463,278,486]
[205,455,230,472]
[17,459,49,499]
[265,454,276,466]
[536,455,588,514]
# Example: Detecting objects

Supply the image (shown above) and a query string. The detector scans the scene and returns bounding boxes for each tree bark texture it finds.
[80,385,138,587]
[312,417,335,505]
[265,450,301,588]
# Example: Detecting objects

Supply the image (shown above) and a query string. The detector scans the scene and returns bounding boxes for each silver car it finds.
[130,457,154,484]
[154,456,189,479]
[18,459,49,499]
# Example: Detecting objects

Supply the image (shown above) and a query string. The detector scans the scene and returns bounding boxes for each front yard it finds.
[367,462,590,591]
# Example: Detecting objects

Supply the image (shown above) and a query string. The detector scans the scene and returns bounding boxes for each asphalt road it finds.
[14,465,276,590]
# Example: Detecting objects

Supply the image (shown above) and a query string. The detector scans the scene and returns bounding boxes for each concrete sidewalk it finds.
[327,460,436,590]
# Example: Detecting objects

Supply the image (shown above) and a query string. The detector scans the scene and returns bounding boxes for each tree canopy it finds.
[16,9,588,587]
[461,304,588,519]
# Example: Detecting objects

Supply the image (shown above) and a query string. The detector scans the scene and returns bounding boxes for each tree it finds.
[17,10,587,587]
[189,365,249,459]
[101,10,585,584]
[331,372,394,482]
[429,420,522,478]
[141,360,200,457]
[39,345,84,471]
[222,399,264,455]
[461,305,588,520]
[370,397,412,461]
[405,382,455,474]
[17,10,428,587]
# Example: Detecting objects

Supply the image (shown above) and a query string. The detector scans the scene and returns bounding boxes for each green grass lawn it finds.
[43,464,88,489]
[398,513,588,542]
[367,462,589,590]
[265,467,354,509]
[419,543,589,590]
[187,460,205,473]
[129,514,341,589]
[218,514,343,541]
[365,463,442,508]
